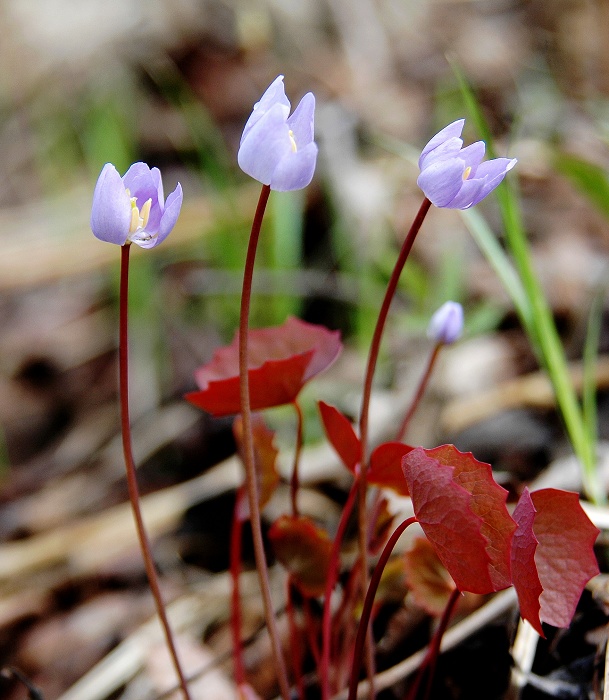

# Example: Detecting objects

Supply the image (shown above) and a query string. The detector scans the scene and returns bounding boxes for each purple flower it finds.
[237,75,318,192]
[91,162,183,248]
[427,301,463,344]
[417,119,517,209]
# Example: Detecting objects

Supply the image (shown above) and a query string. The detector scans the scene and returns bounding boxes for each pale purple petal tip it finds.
[157,183,183,245]
[418,119,465,169]
[241,75,290,145]
[427,301,464,344]
[287,92,315,145]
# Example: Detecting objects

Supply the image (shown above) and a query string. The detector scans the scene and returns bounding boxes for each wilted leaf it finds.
[512,487,600,636]
[318,401,360,474]
[402,446,513,594]
[368,442,413,495]
[404,537,456,616]
[186,317,342,416]
[268,515,333,597]
[233,415,279,518]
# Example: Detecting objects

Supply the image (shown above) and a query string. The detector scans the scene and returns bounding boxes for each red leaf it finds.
[424,445,515,591]
[402,445,514,594]
[512,488,599,635]
[268,515,333,597]
[510,488,543,634]
[368,442,413,495]
[233,415,279,518]
[318,402,360,474]
[185,317,342,416]
[404,537,456,616]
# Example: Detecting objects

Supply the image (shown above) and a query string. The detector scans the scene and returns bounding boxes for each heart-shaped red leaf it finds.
[512,487,599,636]
[368,442,413,495]
[268,515,333,598]
[423,445,515,591]
[318,401,361,474]
[186,317,342,416]
[402,445,514,594]
[404,537,456,616]
[233,415,279,519]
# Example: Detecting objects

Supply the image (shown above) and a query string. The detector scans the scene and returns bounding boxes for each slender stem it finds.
[355,197,431,693]
[119,244,192,700]
[358,197,432,472]
[321,477,360,700]
[238,184,291,700]
[290,400,304,517]
[407,587,461,700]
[347,516,417,700]
[396,343,441,442]
[230,489,246,686]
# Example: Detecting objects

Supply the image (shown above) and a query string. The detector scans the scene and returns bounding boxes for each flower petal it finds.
[238,104,294,185]
[122,162,157,202]
[427,302,463,344]
[270,141,318,191]
[90,164,132,245]
[465,158,517,208]
[419,137,464,171]
[458,141,486,174]
[418,119,465,169]
[287,92,315,147]
[417,158,465,207]
[156,183,183,245]
[241,75,291,145]
[445,177,487,209]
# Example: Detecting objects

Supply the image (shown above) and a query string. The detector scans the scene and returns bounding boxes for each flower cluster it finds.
[237,75,318,192]
[417,119,516,209]
[91,162,182,248]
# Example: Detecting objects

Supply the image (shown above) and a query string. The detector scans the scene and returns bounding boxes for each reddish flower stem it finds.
[320,476,360,700]
[238,184,291,700]
[347,516,417,700]
[395,342,441,442]
[230,489,246,686]
[356,197,431,687]
[407,587,461,700]
[290,399,304,517]
[119,244,192,700]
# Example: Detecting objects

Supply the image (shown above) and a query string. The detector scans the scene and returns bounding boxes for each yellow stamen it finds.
[288,129,297,153]
[140,198,152,229]
[463,166,472,180]
[128,196,152,234]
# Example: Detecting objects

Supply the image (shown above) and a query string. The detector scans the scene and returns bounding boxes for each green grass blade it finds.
[582,287,605,451]
[453,65,603,502]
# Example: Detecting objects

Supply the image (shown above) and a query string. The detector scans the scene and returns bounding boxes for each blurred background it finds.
[1,0,609,698]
